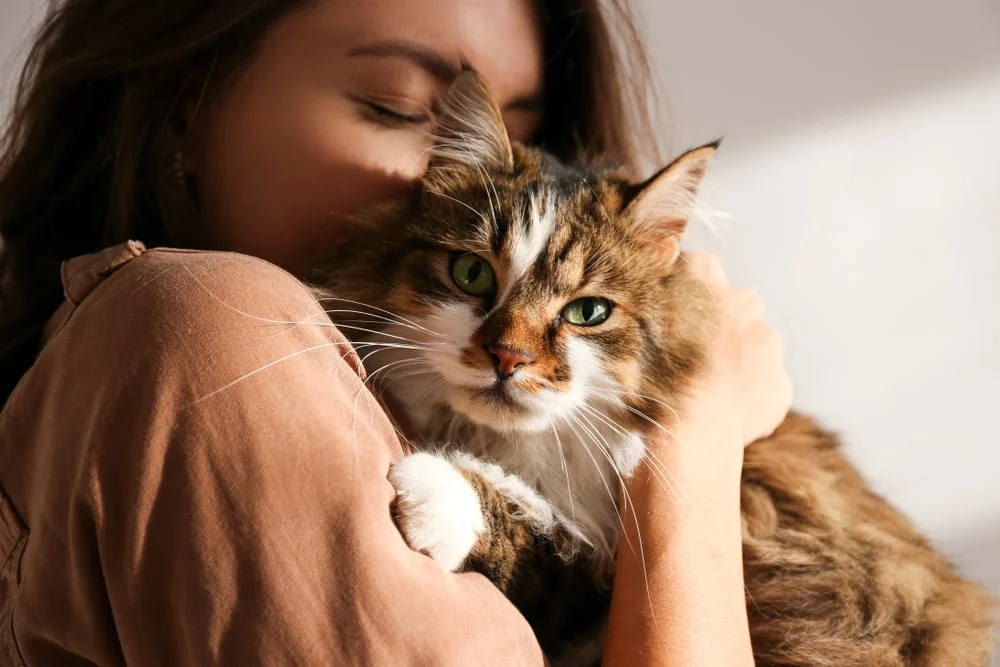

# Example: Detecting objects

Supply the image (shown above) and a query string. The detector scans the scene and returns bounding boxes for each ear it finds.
[624,140,720,264]
[426,68,514,181]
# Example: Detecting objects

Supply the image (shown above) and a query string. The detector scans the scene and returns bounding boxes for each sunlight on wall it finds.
[687,73,1000,642]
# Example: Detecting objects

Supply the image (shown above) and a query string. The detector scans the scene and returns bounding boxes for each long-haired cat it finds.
[307,71,995,666]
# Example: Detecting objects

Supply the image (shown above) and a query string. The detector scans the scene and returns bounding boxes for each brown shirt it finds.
[0,243,544,666]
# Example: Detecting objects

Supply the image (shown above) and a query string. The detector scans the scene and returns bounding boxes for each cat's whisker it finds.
[550,421,577,522]
[376,370,427,397]
[333,323,436,346]
[349,357,422,461]
[315,296,445,337]
[349,341,435,354]
[435,130,496,218]
[424,188,490,225]
[445,412,461,447]
[463,146,500,239]
[320,308,448,339]
[378,364,438,392]
[581,177,616,230]
[181,265,354,340]
[361,358,422,400]
[354,344,440,371]
[186,291,434,347]
[579,383,683,437]
[576,403,631,440]
[562,410,631,550]
[639,449,686,506]
[573,409,656,624]
[617,403,677,436]
[586,402,691,505]
[357,347,405,375]
[355,346,437,395]
[448,238,493,254]
[192,340,360,404]
[368,358,430,389]
[568,410,656,622]
[575,404,676,498]
[335,323,450,349]
[575,402,687,506]
[585,386,682,424]
[408,375,447,408]
[585,393,686,448]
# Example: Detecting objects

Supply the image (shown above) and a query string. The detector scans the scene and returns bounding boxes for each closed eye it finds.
[365,101,429,125]
[349,93,430,126]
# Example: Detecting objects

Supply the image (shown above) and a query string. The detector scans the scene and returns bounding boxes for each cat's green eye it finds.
[450,253,497,297]
[562,297,612,327]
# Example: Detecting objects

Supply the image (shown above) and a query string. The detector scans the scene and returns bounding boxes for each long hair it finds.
[0,0,660,405]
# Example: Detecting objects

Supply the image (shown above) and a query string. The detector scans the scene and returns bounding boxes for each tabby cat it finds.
[308,71,995,666]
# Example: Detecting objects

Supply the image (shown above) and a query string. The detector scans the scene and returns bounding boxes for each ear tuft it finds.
[624,141,720,264]
[426,70,513,179]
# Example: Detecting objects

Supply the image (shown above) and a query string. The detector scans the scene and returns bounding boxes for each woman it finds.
[0,0,791,665]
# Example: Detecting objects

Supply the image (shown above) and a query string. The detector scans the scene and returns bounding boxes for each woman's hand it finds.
[682,251,793,453]
[603,252,790,667]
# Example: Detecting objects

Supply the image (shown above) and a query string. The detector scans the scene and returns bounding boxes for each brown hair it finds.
[0,0,659,404]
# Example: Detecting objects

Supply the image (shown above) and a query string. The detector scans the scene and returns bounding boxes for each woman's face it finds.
[186,0,544,269]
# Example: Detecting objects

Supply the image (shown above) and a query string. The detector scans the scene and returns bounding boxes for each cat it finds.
[306,71,996,666]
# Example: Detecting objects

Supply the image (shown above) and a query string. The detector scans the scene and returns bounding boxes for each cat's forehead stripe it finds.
[502,187,556,298]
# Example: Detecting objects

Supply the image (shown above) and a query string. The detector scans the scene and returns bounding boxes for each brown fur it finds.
[743,414,996,666]
[457,468,610,658]
[309,72,996,666]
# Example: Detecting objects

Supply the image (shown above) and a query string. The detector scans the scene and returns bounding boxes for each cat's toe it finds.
[388,452,485,571]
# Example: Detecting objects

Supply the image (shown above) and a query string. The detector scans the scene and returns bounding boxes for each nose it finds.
[487,345,532,379]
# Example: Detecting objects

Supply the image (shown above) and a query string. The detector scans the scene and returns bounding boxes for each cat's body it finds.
[308,72,995,666]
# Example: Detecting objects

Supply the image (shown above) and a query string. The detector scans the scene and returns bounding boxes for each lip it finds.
[471,381,526,410]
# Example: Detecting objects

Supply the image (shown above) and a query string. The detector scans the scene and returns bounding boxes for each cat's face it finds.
[321,72,715,439]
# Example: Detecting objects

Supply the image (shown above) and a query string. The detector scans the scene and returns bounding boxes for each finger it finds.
[726,287,765,325]
[748,321,783,356]
[685,252,728,285]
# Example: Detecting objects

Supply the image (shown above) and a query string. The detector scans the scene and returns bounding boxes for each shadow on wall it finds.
[0,0,43,120]
[939,525,1000,665]
[639,0,1000,152]
[946,526,1000,594]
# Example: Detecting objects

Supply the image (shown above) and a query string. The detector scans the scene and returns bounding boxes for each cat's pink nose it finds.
[487,345,532,379]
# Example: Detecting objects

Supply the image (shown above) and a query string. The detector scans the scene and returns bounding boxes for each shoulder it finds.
[97,247,319,319]
[46,247,366,388]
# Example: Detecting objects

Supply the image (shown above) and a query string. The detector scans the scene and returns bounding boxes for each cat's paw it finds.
[388,452,485,572]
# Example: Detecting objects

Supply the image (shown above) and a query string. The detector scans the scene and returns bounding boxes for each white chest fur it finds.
[415,408,646,567]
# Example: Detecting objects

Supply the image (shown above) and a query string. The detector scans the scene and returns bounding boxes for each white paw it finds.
[388,452,485,572]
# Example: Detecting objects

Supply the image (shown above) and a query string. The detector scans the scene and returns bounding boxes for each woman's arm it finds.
[4,248,544,667]
[603,253,792,667]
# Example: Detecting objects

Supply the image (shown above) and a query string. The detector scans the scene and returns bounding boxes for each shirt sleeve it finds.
[18,249,544,666]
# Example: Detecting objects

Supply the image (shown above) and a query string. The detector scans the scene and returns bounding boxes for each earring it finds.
[173,151,186,184]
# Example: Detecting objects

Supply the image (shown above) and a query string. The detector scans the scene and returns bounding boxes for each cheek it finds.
[511,337,606,417]
[420,301,494,385]
[563,337,611,390]
[195,84,429,268]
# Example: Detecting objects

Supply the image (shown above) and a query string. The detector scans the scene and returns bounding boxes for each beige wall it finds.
[0,0,39,117]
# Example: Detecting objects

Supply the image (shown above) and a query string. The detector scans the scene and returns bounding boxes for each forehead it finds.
[307,0,543,106]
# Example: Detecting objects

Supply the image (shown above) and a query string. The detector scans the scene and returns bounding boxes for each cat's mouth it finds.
[472,381,523,408]
[445,378,553,432]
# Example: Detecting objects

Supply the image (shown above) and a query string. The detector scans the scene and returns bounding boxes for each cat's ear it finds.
[624,141,720,264]
[426,68,514,181]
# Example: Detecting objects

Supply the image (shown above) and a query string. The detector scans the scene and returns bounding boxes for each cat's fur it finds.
[308,71,996,666]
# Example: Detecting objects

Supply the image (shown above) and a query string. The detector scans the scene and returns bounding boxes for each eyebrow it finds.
[347,40,544,114]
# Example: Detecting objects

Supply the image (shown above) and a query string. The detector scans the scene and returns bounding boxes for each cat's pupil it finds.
[581,300,596,321]
[466,262,482,283]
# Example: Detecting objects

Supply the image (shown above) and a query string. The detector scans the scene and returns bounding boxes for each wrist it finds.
[632,411,745,498]
[608,429,753,667]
